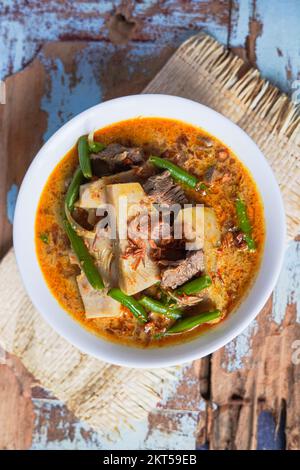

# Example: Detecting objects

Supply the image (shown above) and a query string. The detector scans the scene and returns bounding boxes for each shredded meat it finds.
[204,165,224,183]
[161,250,205,290]
[162,148,188,166]
[91,143,145,176]
[143,170,188,206]
[221,226,248,250]
[123,213,150,270]
[176,133,189,148]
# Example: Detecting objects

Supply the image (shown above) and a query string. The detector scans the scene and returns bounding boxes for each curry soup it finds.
[35,117,265,348]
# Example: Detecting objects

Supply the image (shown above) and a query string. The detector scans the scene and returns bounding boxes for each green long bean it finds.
[65,167,84,212]
[63,219,104,290]
[78,136,92,178]
[177,275,212,296]
[149,156,207,191]
[88,141,106,153]
[165,310,221,335]
[139,296,182,320]
[108,288,148,323]
[236,197,256,251]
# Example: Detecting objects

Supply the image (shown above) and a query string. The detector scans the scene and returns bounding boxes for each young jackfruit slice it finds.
[175,206,221,274]
[76,273,122,319]
[175,206,220,251]
[76,169,139,209]
[105,182,160,295]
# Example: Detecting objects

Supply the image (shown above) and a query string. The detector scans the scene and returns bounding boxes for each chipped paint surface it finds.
[257,411,284,450]
[272,241,300,324]
[230,0,252,48]
[223,320,258,372]
[31,399,105,450]
[145,411,199,450]
[6,184,18,224]
[38,41,172,141]
[31,401,199,450]
[223,240,300,372]
[229,0,300,93]
[1,0,229,80]
[30,366,202,450]
[40,48,103,141]
[255,0,300,92]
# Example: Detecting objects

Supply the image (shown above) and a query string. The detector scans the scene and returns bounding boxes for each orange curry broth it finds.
[35,117,265,348]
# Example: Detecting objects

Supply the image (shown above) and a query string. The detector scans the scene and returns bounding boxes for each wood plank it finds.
[228,0,300,94]
[0,61,47,258]
[29,365,204,449]
[0,354,34,450]
[1,0,230,79]
[205,244,300,450]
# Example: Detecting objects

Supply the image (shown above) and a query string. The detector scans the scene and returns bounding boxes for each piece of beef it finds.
[152,241,186,263]
[204,165,218,183]
[143,170,188,206]
[71,207,94,231]
[161,250,205,290]
[91,143,145,176]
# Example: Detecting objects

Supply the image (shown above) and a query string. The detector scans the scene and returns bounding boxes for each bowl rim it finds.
[13,93,286,368]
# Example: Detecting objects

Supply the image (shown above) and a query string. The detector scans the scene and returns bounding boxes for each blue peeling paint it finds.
[223,320,258,371]
[196,411,285,450]
[40,44,104,141]
[31,398,199,450]
[31,399,105,450]
[230,0,252,48]
[230,0,300,94]
[0,0,109,79]
[255,0,300,93]
[2,0,298,94]
[272,241,300,324]
[0,0,229,80]
[39,40,176,141]
[257,411,285,450]
[6,184,18,224]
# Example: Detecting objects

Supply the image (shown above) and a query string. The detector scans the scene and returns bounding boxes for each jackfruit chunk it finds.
[175,206,220,251]
[105,182,160,295]
[175,206,221,273]
[76,169,139,209]
[76,179,106,209]
[77,273,122,319]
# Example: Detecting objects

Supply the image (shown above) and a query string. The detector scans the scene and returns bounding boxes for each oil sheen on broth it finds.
[35,118,265,348]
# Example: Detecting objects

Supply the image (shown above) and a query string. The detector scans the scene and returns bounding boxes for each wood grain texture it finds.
[0,0,299,450]
[0,61,47,258]
[0,354,34,450]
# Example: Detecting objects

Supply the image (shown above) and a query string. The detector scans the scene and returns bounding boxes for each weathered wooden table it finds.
[1,0,299,450]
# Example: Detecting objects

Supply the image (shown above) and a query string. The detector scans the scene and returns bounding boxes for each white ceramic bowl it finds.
[13,94,285,368]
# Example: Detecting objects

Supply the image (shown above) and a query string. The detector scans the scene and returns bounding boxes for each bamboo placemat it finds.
[0,32,299,434]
